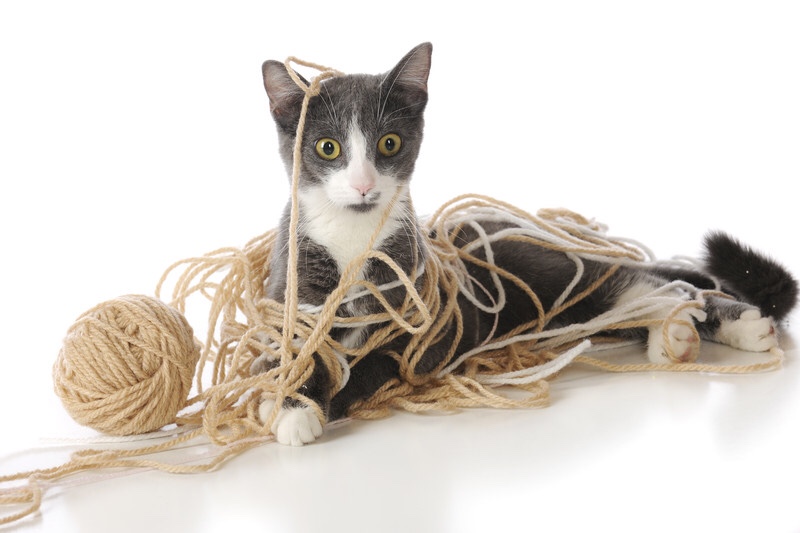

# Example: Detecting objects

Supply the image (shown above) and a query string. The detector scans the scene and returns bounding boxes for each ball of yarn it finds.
[53,294,200,436]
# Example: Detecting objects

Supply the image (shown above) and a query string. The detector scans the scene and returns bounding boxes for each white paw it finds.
[648,323,700,364]
[258,399,323,446]
[647,308,705,364]
[717,310,777,352]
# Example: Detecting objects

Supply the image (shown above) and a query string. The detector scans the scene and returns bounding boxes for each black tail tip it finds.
[703,231,799,322]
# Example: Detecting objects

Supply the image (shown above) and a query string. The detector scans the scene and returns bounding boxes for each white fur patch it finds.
[614,279,669,307]
[338,325,367,351]
[299,186,405,272]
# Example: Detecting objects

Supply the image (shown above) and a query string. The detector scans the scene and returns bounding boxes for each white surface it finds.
[1,1,799,532]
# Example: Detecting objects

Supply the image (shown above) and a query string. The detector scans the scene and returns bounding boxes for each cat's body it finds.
[254,43,798,446]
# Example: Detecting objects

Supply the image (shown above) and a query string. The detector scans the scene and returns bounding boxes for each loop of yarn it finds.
[53,294,201,436]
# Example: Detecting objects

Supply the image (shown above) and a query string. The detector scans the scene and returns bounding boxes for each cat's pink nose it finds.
[353,183,374,196]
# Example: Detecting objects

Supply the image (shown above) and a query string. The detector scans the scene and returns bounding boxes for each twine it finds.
[0,56,785,526]
[53,295,201,436]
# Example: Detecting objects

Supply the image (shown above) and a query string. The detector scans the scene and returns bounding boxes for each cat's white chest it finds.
[299,187,403,273]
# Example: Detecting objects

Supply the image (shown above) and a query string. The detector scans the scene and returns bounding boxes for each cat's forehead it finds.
[308,74,381,132]
[299,69,425,135]
[321,73,381,96]
[311,74,383,116]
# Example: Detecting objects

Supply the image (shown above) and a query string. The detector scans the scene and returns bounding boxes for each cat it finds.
[253,42,798,446]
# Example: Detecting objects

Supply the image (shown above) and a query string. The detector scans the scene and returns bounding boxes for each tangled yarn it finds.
[0,54,785,527]
[53,294,200,436]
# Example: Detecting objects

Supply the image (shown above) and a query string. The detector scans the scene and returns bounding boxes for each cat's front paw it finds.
[647,308,706,364]
[716,309,777,352]
[258,399,324,446]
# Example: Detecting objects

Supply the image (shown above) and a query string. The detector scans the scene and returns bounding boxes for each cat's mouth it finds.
[346,192,382,213]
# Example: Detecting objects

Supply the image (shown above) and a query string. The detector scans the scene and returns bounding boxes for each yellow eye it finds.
[378,133,402,157]
[315,138,341,160]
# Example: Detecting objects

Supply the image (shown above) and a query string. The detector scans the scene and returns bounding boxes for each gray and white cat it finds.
[254,43,798,446]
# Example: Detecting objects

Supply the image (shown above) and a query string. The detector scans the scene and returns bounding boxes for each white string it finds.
[551,252,585,311]
[475,339,592,385]
[453,220,507,313]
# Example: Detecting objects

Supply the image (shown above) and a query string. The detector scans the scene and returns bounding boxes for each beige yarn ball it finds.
[53,294,201,436]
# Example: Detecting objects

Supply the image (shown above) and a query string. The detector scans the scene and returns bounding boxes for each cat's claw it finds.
[716,309,777,352]
[258,400,323,446]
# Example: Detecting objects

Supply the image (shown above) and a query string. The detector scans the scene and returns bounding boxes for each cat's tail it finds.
[702,231,798,322]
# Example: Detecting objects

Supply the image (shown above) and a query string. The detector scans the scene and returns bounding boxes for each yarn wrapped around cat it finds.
[51,194,783,441]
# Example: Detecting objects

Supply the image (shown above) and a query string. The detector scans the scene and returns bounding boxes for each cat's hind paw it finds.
[258,400,323,447]
[647,308,705,364]
[648,322,700,364]
[716,309,777,352]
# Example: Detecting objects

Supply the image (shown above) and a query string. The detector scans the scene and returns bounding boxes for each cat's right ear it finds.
[262,60,307,129]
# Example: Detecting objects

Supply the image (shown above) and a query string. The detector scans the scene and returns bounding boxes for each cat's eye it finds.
[378,133,402,157]
[315,138,341,160]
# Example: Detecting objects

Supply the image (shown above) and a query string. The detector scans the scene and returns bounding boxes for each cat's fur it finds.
[254,43,798,446]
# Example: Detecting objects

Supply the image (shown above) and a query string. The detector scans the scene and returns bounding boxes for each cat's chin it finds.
[341,191,383,213]
[346,202,380,213]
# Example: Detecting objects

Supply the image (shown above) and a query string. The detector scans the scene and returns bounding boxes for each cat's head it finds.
[261,43,432,214]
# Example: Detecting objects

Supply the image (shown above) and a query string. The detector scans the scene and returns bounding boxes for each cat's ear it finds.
[262,60,308,127]
[383,42,433,95]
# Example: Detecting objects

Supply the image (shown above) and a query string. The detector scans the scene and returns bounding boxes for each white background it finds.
[1,1,798,532]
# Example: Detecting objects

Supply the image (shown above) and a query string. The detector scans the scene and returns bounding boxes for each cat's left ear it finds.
[383,42,433,95]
